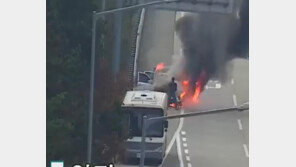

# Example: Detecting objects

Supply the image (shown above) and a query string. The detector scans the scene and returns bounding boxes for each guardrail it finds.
[128,8,146,88]
[134,8,146,88]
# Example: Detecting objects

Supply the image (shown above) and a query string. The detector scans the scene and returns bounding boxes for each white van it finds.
[121,91,168,165]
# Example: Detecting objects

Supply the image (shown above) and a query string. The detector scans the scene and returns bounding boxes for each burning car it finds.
[134,72,154,91]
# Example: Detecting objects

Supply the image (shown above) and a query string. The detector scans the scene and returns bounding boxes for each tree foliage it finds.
[47,0,140,166]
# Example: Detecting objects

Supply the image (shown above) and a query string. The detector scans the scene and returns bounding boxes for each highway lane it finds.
[180,78,249,167]
[231,58,249,147]
[230,58,249,106]
[118,6,249,167]
[138,8,175,71]
[170,9,249,167]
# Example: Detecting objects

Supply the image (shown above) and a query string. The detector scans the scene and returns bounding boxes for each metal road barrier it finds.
[128,8,146,88]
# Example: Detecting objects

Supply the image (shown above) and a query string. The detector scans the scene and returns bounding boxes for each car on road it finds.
[134,72,154,91]
[144,71,155,81]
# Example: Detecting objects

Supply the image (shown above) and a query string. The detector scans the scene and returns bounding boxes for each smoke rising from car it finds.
[175,0,249,92]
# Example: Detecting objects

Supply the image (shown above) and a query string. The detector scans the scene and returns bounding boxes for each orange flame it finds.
[192,82,201,103]
[180,80,189,100]
[155,62,165,73]
[180,80,201,105]
[169,103,176,108]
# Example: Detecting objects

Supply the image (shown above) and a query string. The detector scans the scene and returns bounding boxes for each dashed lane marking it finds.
[187,163,192,167]
[231,78,234,85]
[182,137,187,142]
[233,94,238,107]
[243,144,249,158]
[185,155,191,161]
[183,143,188,147]
[181,131,186,135]
[184,149,189,154]
[237,119,243,130]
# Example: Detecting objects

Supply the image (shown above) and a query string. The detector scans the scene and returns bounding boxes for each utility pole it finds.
[113,0,123,80]
[139,116,147,167]
[87,11,97,163]
[102,0,106,12]
[101,0,106,59]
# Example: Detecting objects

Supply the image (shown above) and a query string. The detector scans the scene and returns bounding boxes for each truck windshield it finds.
[128,108,164,137]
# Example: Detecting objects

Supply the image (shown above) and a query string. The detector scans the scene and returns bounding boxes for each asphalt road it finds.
[180,78,249,167]
[138,8,176,71]
[117,8,249,167]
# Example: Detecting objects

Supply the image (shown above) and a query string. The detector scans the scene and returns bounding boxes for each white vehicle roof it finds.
[122,91,167,110]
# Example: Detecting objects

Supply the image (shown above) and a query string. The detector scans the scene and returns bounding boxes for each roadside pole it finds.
[139,116,148,167]
[113,0,123,80]
[87,11,97,163]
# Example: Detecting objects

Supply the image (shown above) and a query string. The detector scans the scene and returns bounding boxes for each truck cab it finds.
[121,91,168,165]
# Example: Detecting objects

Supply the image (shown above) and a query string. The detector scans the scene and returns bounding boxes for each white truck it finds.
[121,90,168,165]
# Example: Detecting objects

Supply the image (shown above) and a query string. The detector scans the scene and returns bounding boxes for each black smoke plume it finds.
[175,0,249,93]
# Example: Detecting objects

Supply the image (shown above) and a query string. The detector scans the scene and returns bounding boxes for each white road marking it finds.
[205,85,208,89]
[176,133,184,167]
[187,163,192,167]
[182,137,187,142]
[185,155,191,161]
[231,78,234,85]
[243,144,249,158]
[163,109,184,161]
[184,149,189,154]
[181,131,186,135]
[183,143,188,147]
[233,94,238,107]
[237,119,243,130]
[216,83,221,89]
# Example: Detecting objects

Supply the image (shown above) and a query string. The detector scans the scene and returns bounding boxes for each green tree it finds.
[47,0,141,166]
